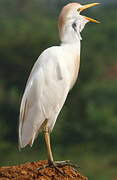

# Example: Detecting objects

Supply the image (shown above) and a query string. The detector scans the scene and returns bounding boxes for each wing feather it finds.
[19,47,69,148]
[19,70,46,148]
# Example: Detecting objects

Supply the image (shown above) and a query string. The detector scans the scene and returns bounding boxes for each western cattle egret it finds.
[19,2,100,166]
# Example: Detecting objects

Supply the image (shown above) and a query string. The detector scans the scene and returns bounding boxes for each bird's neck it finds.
[61,36,81,45]
[59,26,82,44]
[61,41,81,55]
[60,41,81,90]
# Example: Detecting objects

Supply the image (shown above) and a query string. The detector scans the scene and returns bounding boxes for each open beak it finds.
[78,3,100,23]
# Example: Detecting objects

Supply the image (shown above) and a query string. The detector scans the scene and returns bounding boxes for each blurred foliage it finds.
[0,0,117,179]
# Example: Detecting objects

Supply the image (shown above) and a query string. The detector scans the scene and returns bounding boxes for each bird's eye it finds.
[77,8,81,12]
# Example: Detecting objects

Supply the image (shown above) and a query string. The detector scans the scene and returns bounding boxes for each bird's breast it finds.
[69,55,80,89]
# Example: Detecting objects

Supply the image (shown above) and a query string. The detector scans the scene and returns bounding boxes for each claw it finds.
[37,162,66,176]
[37,160,79,176]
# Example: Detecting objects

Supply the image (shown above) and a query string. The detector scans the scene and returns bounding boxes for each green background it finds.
[0,0,117,179]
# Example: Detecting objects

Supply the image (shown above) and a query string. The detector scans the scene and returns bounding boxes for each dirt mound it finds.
[0,160,88,180]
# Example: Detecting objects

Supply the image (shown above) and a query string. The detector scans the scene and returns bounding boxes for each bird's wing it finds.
[19,48,69,148]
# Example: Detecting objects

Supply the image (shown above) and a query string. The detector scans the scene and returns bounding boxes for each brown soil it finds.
[0,160,88,180]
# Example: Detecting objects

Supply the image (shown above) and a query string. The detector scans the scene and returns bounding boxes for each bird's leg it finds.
[37,126,78,175]
[44,126,54,164]
[37,126,65,175]
[44,129,79,170]
[43,127,67,175]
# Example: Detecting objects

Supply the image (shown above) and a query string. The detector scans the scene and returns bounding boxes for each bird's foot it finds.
[37,160,79,176]
[54,160,79,173]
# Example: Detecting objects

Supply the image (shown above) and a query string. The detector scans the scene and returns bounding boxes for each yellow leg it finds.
[38,126,78,176]
[44,127,54,164]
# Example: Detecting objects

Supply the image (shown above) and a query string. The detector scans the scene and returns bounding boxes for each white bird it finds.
[19,2,99,166]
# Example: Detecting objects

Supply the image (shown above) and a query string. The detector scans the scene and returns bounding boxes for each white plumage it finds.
[19,44,80,147]
[19,2,99,163]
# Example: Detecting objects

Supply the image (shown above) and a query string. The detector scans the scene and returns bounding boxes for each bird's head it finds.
[58,2,100,43]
